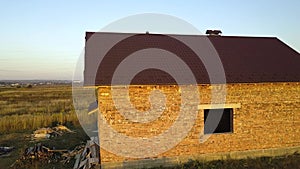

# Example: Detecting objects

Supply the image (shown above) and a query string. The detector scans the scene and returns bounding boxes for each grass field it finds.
[0,85,79,133]
[149,153,300,169]
[0,84,89,169]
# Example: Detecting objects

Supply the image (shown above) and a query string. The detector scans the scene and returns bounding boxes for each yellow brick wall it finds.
[97,82,300,166]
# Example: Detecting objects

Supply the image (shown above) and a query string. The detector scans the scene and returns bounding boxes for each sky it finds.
[0,0,299,80]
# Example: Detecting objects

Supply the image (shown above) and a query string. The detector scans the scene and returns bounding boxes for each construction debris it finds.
[61,144,86,164]
[0,146,14,157]
[73,137,100,169]
[11,139,99,168]
[32,128,53,139]
[11,143,86,168]
[32,125,74,140]
[22,143,68,163]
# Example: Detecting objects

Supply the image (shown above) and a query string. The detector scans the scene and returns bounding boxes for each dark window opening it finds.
[204,108,233,134]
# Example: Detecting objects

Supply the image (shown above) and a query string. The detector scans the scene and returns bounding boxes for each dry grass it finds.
[0,85,90,169]
[0,85,79,133]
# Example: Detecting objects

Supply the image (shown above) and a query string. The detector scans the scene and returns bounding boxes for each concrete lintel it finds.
[198,103,241,110]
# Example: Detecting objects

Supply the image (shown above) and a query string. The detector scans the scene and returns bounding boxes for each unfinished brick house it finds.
[84,31,300,168]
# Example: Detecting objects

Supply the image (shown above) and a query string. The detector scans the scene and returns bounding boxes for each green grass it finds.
[148,154,300,169]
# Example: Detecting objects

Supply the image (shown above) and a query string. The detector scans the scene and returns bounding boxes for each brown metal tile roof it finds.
[208,35,300,83]
[84,32,300,85]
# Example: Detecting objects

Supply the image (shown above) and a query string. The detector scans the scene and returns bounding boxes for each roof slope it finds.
[208,36,300,83]
[84,32,300,85]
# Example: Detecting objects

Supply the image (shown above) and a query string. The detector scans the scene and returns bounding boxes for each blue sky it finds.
[0,0,299,80]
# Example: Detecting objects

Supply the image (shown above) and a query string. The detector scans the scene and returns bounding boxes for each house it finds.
[83,31,300,168]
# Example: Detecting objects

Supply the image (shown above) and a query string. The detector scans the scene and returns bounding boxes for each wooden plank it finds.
[90,145,97,158]
[88,157,99,164]
[86,151,91,158]
[47,149,68,152]
[81,145,88,159]
[26,147,34,155]
[73,154,81,169]
[85,161,90,169]
[42,146,50,152]
[78,159,88,168]
[88,108,98,115]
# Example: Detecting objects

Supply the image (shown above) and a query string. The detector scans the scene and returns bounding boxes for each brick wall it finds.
[97,82,300,168]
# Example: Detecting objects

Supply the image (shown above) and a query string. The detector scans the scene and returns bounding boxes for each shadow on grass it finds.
[149,152,300,169]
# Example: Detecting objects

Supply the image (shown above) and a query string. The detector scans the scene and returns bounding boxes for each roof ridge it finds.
[85,31,277,39]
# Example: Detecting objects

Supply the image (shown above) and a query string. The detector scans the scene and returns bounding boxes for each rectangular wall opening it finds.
[204,108,233,134]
